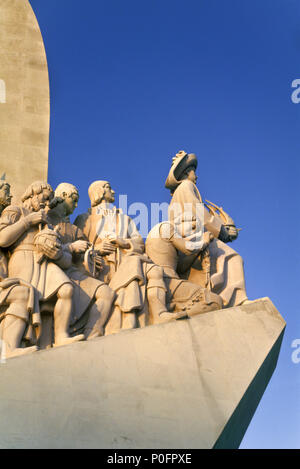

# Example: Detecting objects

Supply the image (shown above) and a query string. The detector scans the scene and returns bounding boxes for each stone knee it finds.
[146,265,164,283]
[57,283,74,300]
[6,285,30,305]
[95,284,116,304]
[5,286,31,322]
[146,265,167,319]
[146,265,166,296]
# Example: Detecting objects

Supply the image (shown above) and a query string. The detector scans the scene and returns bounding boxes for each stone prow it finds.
[0,297,285,449]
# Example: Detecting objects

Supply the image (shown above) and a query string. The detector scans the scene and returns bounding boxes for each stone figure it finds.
[75,180,169,331]
[0,181,85,349]
[47,183,116,340]
[0,179,41,357]
[145,213,222,321]
[165,151,248,307]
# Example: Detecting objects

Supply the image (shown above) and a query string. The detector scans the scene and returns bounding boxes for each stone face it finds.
[0,0,49,203]
[0,297,285,449]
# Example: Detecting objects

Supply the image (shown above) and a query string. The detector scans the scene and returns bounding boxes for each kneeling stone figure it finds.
[145,215,222,323]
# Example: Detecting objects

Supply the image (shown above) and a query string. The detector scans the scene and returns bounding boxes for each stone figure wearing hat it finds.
[165,150,248,308]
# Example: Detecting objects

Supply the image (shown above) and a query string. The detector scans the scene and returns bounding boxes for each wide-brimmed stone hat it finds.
[165,150,198,191]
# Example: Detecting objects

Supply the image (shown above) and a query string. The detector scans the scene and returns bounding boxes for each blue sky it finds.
[30,0,300,448]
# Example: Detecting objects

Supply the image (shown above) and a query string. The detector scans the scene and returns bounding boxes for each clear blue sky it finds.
[30,0,300,448]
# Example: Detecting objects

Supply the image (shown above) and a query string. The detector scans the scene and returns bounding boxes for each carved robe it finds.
[0,205,72,307]
[49,217,110,331]
[75,206,162,315]
[0,243,41,342]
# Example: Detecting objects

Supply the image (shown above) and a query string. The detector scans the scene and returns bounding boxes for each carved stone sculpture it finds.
[165,150,249,308]
[46,183,116,340]
[75,181,169,332]
[0,181,84,349]
[0,179,40,357]
[145,214,222,321]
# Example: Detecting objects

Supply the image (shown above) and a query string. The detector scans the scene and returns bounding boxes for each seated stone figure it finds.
[165,150,249,308]
[75,180,169,333]
[0,181,84,349]
[145,213,222,323]
[47,183,116,339]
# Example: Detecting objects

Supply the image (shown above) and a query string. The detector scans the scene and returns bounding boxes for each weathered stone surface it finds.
[0,297,285,449]
[0,0,49,203]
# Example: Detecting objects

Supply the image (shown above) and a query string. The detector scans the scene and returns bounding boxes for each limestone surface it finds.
[0,0,49,203]
[0,297,285,449]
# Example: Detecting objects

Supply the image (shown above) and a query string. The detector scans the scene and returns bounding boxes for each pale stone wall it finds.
[0,298,285,449]
[0,0,49,203]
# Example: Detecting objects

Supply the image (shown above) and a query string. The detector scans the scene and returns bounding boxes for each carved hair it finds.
[0,181,10,190]
[55,183,78,199]
[88,180,109,207]
[21,181,53,202]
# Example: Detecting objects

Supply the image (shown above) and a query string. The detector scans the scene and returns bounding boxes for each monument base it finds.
[0,297,285,449]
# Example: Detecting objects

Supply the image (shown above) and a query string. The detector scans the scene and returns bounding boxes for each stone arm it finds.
[66,226,88,263]
[171,234,205,256]
[176,250,201,276]
[0,206,48,248]
[170,180,238,243]
[176,231,213,275]
[158,222,196,256]
[0,207,30,247]
[204,208,223,239]
[122,217,145,254]
[99,215,145,255]
[0,249,8,280]
[74,213,90,239]
[54,246,73,270]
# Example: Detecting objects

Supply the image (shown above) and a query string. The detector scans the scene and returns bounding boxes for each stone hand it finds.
[70,240,89,253]
[24,209,48,227]
[99,239,117,255]
[112,238,130,249]
[94,254,104,271]
[43,241,62,260]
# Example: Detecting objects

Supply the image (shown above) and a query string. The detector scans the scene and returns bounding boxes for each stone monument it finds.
[0,1,286,449]
[0,0,49,203]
